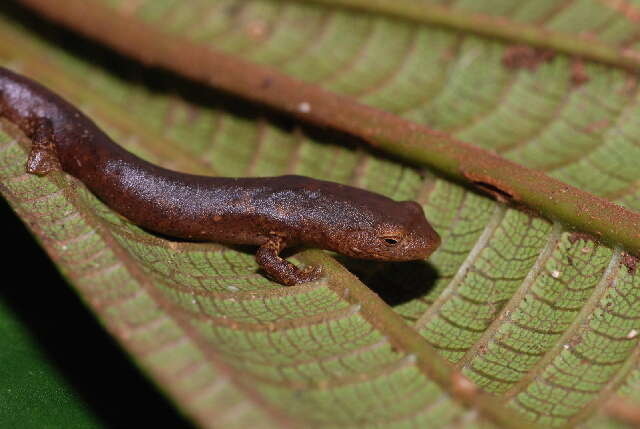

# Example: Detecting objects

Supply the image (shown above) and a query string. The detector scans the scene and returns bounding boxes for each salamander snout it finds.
[402,212,441,260]
[381,201,441,261]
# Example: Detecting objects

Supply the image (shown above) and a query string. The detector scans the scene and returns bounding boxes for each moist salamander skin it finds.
[0,66,441,285]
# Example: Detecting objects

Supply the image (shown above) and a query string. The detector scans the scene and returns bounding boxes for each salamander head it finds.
[330,201,441,261]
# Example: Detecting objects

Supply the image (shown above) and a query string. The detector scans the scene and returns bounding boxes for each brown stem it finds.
[604,396,640,427]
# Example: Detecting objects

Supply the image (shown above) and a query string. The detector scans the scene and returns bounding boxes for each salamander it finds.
[0,66,441,285]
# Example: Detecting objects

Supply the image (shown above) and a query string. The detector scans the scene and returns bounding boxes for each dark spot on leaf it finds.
[571,59,590,87]
[584,119,611,134]
[225,2,243,17]
[622,252,639,275]
[502,45,556,71]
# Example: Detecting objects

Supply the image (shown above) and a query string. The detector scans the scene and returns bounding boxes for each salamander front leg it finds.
[256,236,321,286]
[26,117,60,176]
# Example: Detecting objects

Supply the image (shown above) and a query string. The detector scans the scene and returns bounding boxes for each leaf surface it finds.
[3,1,640,428]
[0,298,101,428]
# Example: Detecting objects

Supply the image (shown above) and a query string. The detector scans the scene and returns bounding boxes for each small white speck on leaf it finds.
[404,353,417,364]
[298,102,311,113]
[563,344,570,349]
[226,285,240,292]
[551,270,561,279]
[627,329,639,339]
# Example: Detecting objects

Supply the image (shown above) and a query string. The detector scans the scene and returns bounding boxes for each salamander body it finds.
[0,67,440,285]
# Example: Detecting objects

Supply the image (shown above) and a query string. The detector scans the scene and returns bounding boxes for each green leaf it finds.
[0,296,100,429]
[3,1,640,428]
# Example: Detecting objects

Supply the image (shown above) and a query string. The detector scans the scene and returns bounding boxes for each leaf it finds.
[0,296,101,428]
[2,0,640,428]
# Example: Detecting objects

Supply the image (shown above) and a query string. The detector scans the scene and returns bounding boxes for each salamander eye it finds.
[381,236,401,246]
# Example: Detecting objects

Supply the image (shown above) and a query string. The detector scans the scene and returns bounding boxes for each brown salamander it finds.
[0,67,440,285]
